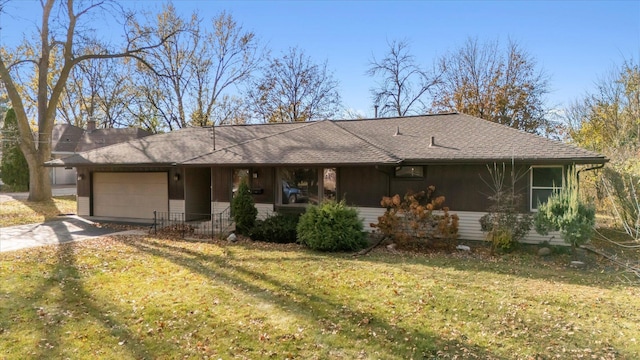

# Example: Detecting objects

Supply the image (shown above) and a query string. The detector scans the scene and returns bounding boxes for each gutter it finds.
[577,162,606,178]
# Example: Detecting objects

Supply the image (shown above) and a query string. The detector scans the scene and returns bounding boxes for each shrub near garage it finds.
[297,200,367,251]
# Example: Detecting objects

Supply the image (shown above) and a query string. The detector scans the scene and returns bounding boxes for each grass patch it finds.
[1,236,638,359]
[0,196,76,227]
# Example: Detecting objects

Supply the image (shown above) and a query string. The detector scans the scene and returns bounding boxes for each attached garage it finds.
[93,172,168,219]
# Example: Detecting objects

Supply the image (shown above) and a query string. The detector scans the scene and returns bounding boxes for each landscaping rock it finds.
[538,247,552,256]
[456,245,471,252]
[386,243,397,250]
[227,233,237,243]
[570,261,586,268]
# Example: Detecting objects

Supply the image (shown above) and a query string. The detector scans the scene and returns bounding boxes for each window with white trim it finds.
[530,166,564,211]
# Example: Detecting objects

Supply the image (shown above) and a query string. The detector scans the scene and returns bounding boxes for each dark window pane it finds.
[323,168,337,201]
[395,166,424,178]
[532,189,556,209]
[281,168,319,205]
[532,167,563,188]
[232,168,250,198]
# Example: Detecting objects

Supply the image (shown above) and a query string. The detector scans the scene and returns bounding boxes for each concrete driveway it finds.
[0,215,146,252]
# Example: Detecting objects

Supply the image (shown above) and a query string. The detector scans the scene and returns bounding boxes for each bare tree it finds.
[432,38,551,134]
[367,39,440,117]
[0,0,179,201]
[58,52,131,128]
[247,47,341,123]
[191,11,261,126]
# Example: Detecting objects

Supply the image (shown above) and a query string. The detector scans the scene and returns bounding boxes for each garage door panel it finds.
[93,172,168,219]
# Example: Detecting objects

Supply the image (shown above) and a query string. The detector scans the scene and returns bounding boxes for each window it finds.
[279,167,337,205]
[530,166,563,211]
[323,168,337,201]
[232,168,250,198]
[395,166,424,178]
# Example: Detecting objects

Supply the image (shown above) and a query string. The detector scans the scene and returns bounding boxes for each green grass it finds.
[0,196,77,227]
[1,236,638,359]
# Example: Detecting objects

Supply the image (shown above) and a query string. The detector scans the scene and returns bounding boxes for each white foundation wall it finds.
[356,207,565,246]
[255,203,275,220]
[169,199,185,214]
[212,201,231,214]
[77,196,90,216]
[357,207,387,232]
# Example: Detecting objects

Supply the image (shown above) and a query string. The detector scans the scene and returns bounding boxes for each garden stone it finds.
[227,233,237,243]
[538,247,552,256]
[386,243,397,250]
[456,245,471,252]
[570,261,585,268]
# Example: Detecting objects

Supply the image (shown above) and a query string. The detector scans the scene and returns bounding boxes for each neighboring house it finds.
[50,121,152,185]
[47,113,607,244]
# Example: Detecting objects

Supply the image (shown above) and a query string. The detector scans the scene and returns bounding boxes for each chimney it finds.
[87,119,97,132]
[429,136,435,147]
[374,105,379,118]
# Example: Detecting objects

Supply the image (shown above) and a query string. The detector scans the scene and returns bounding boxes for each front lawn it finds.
[0,197,77,227]
[1,235,638,359]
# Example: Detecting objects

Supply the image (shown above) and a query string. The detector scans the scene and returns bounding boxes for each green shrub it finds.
[0,109,29,191]
[479,194,532,253]
[231,180,257,236]
[250,213,299,243]
[297,200,367,252]
[534,167,596,248]
[478,163,532,253]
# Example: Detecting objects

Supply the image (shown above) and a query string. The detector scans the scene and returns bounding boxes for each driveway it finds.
[0,185,76,203]
[0,215,146,252]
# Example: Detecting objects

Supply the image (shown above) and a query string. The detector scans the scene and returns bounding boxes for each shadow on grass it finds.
[3,239,158,359]
[115,237,500,358]
[346,241,626,290]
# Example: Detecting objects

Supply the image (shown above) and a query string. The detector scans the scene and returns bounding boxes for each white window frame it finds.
[530,165,564,211]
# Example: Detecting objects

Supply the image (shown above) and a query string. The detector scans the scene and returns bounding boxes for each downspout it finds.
[576,163,606,191]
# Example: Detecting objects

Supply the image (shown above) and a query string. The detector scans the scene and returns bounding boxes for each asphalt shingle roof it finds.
[47,113,607,167]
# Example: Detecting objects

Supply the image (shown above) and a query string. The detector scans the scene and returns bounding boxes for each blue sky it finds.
[2,0,639,118]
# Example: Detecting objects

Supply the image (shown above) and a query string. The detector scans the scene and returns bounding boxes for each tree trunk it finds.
[28,161,52,202]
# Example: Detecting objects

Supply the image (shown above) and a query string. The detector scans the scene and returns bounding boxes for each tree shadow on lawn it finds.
[349,243,625,290]
[3,239,159,359]
[115,237,501,359]
[19,196,76,220]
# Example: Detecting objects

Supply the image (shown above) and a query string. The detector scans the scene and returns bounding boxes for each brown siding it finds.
[212,167,232,202]
[338,166,389,207]
[77,168,90,197]
[423,164,530,212]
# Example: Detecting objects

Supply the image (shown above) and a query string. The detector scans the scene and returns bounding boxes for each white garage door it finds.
[93,172,168,219]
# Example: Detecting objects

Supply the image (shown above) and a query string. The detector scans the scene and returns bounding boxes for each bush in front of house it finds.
[297,200,367,252]
[534,167,595,248]
[371,186,459,251]
[231,180,257,236]
[250,213,300,243]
